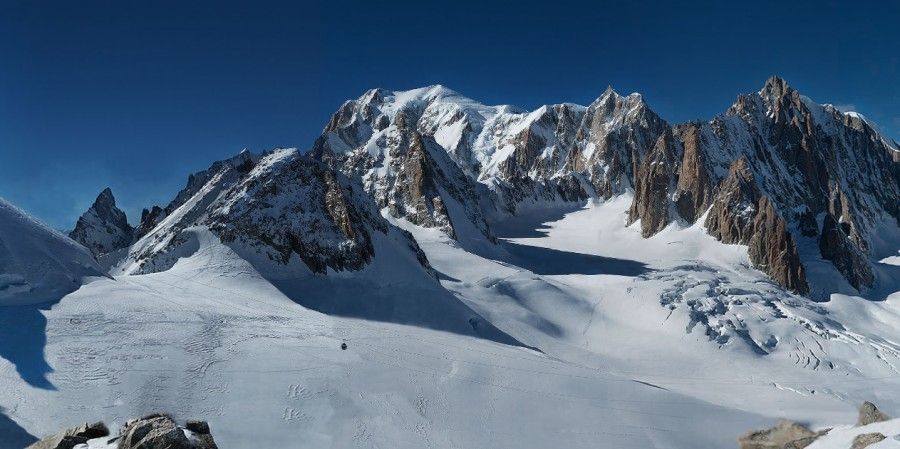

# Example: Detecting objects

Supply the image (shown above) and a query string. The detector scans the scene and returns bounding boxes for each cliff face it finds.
[626,77,898,295]
[627,129,680,237]
[704,159,809,294]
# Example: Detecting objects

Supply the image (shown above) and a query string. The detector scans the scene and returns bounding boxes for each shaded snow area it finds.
[1,195,899,448]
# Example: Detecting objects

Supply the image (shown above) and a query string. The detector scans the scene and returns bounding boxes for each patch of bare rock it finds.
[738,401,891,449]
[26,414,218,449]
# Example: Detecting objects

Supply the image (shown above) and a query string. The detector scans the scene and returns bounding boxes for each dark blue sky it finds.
[2,0,898,229]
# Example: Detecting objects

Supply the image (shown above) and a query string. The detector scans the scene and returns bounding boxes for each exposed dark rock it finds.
[628,129,679,237]
[26,421,109,449]
[119,415,192,449]
[673,123,714,223]
[184,420,209,435]
[622,76,898,295]
[798,207,818,237]
[115,415,218,449]
[737,419,825,449]
[393,132,458,238]
[579,89,670,199]
[69,188,134,256]
[705,159,809,294]
[135,205,166,239]
[820,214,875,291]
[857,401,890,426]
[851,433,886,449]
[124,149,431,277]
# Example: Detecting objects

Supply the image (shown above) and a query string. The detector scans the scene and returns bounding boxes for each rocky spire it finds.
[69,187,134,257]
[759,75,792,98]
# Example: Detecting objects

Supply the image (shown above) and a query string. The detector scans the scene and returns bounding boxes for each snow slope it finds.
[1,194,898,448]
[1,231,773,449]
[0,198,102,306]
[394,196,900,429]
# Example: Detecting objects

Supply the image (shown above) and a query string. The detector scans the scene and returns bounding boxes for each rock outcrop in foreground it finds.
[856,401,890,427]
[27,414,218,449]
[737,419,827,449]
[738,401,894,449]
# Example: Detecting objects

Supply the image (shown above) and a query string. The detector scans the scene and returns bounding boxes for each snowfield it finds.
[2,195,899,448]
[0,198,103,306]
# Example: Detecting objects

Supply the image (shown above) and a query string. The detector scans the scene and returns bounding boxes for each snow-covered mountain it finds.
[69,187,134,257]
[111,147,517,343]
[117,148,427,277]
[313,77,899,297]
[0,198,103,305]
[630,77,900,297]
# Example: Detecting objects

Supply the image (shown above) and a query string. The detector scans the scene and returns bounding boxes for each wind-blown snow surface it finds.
[2,196,899,448]
[0,197,900,448]
[0,230,769,449]
[0,198,102,306]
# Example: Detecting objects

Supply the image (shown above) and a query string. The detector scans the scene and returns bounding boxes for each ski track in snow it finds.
[1,197,899,448]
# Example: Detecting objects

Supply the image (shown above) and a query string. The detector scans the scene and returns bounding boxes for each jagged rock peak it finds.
[69,186,134,257]
[759,74,793,98]
[591,85,647,110]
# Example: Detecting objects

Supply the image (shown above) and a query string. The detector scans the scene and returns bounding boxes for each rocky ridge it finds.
[117,148,429,277]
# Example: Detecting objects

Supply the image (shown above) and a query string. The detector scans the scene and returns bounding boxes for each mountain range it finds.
[1,76,898,448]
[66,76,900,299]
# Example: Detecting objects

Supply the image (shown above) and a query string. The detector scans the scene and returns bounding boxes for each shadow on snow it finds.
[0,407,37,449]
[499,241,648,277]
[0,302,57,390]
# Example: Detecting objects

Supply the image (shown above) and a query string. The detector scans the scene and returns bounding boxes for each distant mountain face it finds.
[0,198,102,305]
[308,85,671,242]
[69,187,134,257]
[629,77,899,295]
[117,149,429,277]
[54,77,900,297]
[312,77,899,296]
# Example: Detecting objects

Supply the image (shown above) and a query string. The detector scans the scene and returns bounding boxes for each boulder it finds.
[118,415,192,449]
[857,401,890,426]
[850,432,886,449]
[27,415,219,449]
[26,421,109,449]
[737,420,824,449]
[185,420,218,449]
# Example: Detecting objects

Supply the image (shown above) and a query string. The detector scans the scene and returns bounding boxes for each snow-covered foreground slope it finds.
[2,231,777,449]
[1,194,898,448]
